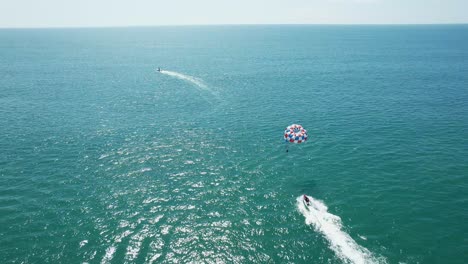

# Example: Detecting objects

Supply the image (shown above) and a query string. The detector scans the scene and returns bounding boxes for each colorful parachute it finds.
[284,124,308,144]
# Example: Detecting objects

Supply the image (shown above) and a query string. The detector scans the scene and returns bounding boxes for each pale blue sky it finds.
[1,0,467,28]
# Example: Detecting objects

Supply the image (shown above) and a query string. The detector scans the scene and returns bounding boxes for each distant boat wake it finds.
[159,70,208,90]
[297,196,386,264]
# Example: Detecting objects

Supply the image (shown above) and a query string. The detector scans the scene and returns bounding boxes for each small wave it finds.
[101,246,116,264]
[159,70,208,89]
[297,196,386,264]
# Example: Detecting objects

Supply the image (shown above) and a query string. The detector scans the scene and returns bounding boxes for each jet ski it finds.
[157,67,161,72]
[303,195,311,208]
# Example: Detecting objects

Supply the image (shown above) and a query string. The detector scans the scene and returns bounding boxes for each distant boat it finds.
[157,67,161,72]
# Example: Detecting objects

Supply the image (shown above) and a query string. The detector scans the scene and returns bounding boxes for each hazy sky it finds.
[1,0,467,28]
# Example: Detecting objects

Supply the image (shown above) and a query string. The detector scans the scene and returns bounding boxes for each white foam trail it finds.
[159,70,208,89]
[297,196,386,264]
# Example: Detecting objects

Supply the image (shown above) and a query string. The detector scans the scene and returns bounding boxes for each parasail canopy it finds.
[284,124,308,144]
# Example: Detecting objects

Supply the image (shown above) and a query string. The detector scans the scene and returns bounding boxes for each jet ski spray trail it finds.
[158,69,208,90]
[297,195,386,264]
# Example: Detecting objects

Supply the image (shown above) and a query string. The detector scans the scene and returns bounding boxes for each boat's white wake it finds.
[159,70,208,90]
[297,196,386,264]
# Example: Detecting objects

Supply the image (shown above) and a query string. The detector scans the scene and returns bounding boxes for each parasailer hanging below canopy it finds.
[284,124,308,152]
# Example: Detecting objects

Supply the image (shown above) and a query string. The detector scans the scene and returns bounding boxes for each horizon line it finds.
[1,22,467,30]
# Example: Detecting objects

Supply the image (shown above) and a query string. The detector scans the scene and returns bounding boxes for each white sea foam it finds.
[79,240,88,247]
[297,196,386,264]
[101,246,116,264]
[159,70,208,89]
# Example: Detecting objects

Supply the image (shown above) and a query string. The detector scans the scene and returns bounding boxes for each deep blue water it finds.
[0,25,467,263]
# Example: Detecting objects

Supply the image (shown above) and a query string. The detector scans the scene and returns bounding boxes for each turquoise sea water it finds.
[1,25,467,263]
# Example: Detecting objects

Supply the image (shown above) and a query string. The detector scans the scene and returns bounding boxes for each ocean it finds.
[0,25,467,263]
